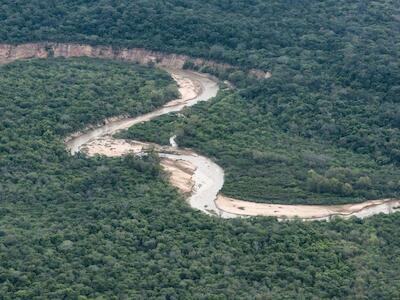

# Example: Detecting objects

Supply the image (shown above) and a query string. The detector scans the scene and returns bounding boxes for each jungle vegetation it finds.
[0,54,398,300]
[1,0,399,202]
[0,0,400,299]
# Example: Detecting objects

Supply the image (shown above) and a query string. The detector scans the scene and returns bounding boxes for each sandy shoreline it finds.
[161,158,196,195]
[216,195,400,220]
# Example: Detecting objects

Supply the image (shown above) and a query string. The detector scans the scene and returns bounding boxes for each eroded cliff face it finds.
[0,43,48,64]
[0,43,271,79]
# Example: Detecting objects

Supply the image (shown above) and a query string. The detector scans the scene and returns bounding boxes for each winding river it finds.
[65,67,400,221]
[66,69,235,218]
[1,43,398,220]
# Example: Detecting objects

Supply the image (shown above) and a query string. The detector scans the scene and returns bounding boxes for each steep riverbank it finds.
[0,43,271,79]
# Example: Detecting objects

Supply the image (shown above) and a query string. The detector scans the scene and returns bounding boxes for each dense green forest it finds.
[1,0,399,71]
[1,0,400,298]
[0,57,177,205]
[1,0,400,204]
[0,58,399,299]
[2,0,398,203]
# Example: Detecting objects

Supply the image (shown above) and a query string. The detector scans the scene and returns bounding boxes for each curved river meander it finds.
[66,69,235,218]
[64,67,400,221]
[1,43,398,220]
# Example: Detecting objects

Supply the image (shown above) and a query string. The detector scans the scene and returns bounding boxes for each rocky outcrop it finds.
[0,43,271,79]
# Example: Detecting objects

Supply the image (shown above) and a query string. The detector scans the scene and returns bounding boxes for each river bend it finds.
[65,68,400,221]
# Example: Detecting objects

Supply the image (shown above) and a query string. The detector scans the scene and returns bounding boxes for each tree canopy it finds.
[0,0,400,298]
